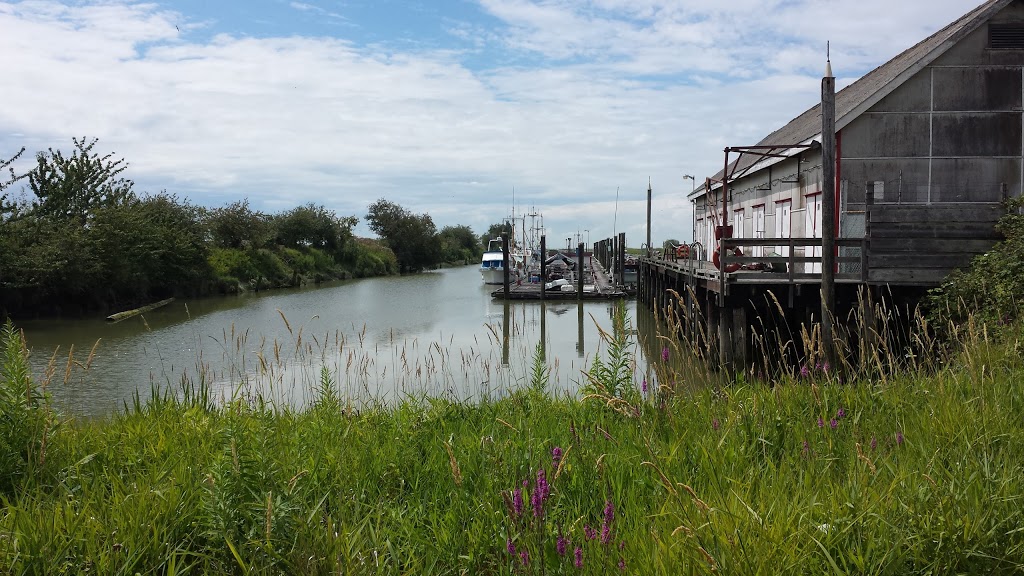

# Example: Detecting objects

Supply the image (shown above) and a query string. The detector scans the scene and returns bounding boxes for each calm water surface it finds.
[19,265,658,417]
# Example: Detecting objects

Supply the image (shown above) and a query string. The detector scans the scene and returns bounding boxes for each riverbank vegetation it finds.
[1,140,485,319]
[1,309,1022,573]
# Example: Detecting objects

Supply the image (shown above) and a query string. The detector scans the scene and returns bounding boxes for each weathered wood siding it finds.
[866,203,1004,285]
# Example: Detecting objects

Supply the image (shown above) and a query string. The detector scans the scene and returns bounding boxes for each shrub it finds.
[927,197,1024,331]
[0,321,50,495]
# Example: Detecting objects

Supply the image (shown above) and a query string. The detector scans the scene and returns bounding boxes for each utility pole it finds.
[821,47,837,368]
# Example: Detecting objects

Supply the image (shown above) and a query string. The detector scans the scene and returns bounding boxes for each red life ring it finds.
[675,244,690,259]
[712,247,743,273]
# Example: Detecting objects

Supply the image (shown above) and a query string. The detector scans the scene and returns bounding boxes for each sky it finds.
[0,0,986,248]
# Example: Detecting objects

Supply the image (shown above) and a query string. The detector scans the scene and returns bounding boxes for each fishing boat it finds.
[480,237,522,284]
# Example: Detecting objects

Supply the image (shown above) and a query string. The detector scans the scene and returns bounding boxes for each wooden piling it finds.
[821,60,837,368]
[577,243,584,299]
[646,180,652,258]
[502,226,511,298]
[540,235,547,302]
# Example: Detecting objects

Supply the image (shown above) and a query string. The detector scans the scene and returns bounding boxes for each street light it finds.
[584,229,590,252]
[683,174,696,246]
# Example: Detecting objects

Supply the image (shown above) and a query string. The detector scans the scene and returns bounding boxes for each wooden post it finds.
[863,186,874,282]
[733,306,747,373]
[577,243,584,299]
[646,180,653,258]
[821,58,837,368]
[540,235,547,302]
[502,226,511,298]
[502,301,510,365]
[576,302,585,358]
[540,301,547,362]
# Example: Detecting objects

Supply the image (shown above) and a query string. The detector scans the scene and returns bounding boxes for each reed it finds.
[1,303,1022,574]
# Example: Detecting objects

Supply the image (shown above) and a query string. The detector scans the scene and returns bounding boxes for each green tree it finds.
[365,199,441,272]
[1,147,27,218]
[89,193,211,303]
[662,238,681,252]
[274,203,356,255]
[205,200,273,250]
[438,224,480,264]
[27,137,134,224]
[479,222,508,250]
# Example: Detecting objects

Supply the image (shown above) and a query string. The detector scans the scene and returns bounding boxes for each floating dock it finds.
[490,259,627,300]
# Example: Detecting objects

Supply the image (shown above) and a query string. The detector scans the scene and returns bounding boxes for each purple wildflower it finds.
[815,362,822,371]
[836,407,846,419]
[519,549,529,566]
[661,346,670,362]
[823,362,830,373]
[574,547,583,568]
[506,538,515,555]
[603,500,615,524]
[641,378,648,393]
[601,522,612,545]
[829,418,838,430]
[619,558,627,571]
[556,534,568,557]
[800,364,809,378]
[512,488,523,517]
[552,446,563,466]
[584,525,597,541]
[817,417,824,428]
[712,418,720,431]
[802,439,810,455]
[870,436,878,450]
[532,469,550,517]
[619,540,625,551]
[896,431,904,446]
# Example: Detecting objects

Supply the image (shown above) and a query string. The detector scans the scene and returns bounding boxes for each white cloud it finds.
[0,0,985,244]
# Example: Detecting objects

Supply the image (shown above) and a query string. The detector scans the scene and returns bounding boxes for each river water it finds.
[17,265,659,417]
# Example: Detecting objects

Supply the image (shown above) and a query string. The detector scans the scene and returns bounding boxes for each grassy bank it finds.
[1,312,1023,574]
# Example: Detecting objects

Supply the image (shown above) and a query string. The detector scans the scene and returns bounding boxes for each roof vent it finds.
[990,23,1024,49]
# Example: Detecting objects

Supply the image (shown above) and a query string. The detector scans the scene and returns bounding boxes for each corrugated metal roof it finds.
[691,0,1013,199]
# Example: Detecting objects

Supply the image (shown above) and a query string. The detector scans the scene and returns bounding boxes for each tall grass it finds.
[1,304,1023,574]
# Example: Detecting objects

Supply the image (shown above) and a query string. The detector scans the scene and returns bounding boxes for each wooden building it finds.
[643,0,1024,367]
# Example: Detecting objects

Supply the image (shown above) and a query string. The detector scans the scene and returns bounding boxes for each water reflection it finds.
[18,266,660,417]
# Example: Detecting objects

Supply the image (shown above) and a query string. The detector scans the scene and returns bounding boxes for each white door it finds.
[804,194,822,273]
[774,200,791,257]
[705,214,715,260]
[752,205,765,258]
[695,218,703,257]
[732,210,744,240]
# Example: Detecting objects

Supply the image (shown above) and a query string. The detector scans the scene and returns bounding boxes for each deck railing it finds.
[656,237,869,285]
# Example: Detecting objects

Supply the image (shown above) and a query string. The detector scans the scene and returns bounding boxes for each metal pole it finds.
[821,58,837,368]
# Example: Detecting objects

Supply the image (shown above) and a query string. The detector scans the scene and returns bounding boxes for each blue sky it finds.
[0,0,984,245]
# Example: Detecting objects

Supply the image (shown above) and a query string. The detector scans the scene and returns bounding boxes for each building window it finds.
[990,23,1024,50]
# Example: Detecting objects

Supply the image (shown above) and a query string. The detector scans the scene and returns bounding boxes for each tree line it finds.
[0,138,486,318]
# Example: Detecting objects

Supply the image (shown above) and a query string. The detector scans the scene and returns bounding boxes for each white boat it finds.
[480,237,522,284]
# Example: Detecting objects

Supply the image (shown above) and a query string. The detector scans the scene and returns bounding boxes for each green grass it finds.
[1,311,1023,574]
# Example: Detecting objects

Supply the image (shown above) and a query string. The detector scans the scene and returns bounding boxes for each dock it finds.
[490,257,627,300]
